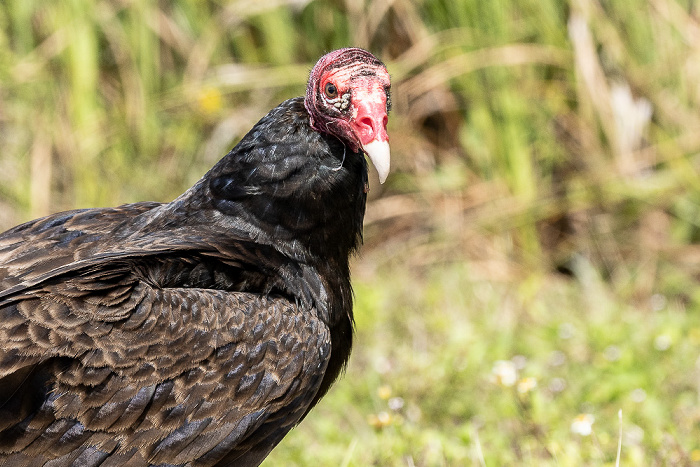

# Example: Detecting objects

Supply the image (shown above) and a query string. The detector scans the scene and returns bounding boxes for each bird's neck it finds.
[164,98,368,400]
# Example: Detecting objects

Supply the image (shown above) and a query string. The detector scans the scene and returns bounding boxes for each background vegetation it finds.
[1,0,700,464]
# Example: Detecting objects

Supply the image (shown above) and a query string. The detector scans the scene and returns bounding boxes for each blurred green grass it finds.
[278,260,700,465]
[2,0,700,465]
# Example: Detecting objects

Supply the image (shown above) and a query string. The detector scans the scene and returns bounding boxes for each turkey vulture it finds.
[0,48,391,466]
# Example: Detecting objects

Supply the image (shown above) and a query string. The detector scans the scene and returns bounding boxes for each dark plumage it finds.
[0,48,391,466]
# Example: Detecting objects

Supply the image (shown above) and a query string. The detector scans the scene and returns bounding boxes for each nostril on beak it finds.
[359,117,374,131]
[357,116,376,141]
[353,102,389,145]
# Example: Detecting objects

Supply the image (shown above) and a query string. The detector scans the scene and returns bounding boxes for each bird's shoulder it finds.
[0,202,161,297]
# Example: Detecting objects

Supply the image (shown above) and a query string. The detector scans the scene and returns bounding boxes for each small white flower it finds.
[388,397,404,411]
[491,360,517,387]
[559,323,575,340]
[571,413,595,436]
[631,388,647,403]
[654,334,671,351]
[512,355,527,370]
[604,345,621,362]
[549,377,566,393]
[374,357,392,374]
[367,411,392,428]
[624,424,645,444]
[548,350,566,367]
[650,294,666,311]
[377,411,391,424]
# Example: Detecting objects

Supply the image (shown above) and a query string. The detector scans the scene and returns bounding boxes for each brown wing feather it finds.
[0,203,160,297]
[0,206,332,466]
[0,282,330,466]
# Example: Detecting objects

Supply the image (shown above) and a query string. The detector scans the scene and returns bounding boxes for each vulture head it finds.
[305,47,392,183]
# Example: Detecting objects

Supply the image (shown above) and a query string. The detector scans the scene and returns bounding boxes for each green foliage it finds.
[1,0,700,464]
[276,263,700,465]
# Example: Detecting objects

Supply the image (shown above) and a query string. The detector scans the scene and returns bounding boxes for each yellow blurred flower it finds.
[691,449,700,462]
[367,411,392,429]
[689,327,700,345]
[198,87,222,115]
[517,377,537,394]
[377,385,392,400]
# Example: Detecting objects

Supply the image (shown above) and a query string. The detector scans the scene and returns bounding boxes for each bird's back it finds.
[0,200,333,466]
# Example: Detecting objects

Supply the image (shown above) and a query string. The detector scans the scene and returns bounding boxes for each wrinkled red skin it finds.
[304,48,391,153]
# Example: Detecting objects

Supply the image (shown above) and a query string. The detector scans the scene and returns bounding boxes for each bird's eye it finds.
[324,82,338,99]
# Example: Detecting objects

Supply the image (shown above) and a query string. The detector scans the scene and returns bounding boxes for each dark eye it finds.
[324,82,338,98]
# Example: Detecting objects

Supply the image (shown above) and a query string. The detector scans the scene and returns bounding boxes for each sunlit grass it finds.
[274,260,700,465]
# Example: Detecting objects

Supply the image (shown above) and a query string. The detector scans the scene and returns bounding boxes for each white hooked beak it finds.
[362,140,391,184]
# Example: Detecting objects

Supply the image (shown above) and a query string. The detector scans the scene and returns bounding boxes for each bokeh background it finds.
[2,0,700,465]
